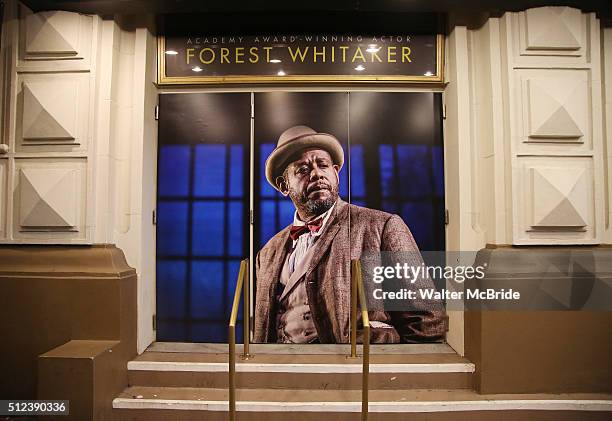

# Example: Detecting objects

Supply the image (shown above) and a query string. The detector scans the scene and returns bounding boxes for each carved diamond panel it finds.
[517,70,591,152]
[13,159,88,242]
[525,7,581,52]
[17,73,90,151]
[516,157,596,244]
[19,168,77,228]
[530,167,588,228]
[18,5,94,71]
[526,76,587,141]
[25,11,79,56]
[22,80,77,141]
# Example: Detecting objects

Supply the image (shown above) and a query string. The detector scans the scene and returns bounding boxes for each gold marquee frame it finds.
[156,34,445,86]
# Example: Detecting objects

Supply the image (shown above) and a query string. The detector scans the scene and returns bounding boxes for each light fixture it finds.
[277,70,286,76]
[366,44,380,53]
[270,59,282,63]
[192,66,203,72]
[354,65,366,71]
[165,50,179,55]
[424,71,434,76]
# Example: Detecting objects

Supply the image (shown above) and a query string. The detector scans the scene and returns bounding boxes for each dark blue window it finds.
[156,93,249,343]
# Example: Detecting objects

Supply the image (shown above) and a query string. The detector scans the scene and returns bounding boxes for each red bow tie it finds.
[289,217,324,241]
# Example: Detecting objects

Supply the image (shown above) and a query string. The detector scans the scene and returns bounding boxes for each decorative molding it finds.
[16,73,90,151]
[505,8,603,245]
[22,80,78,141]
[516,157,595,244]
[24,11,80,56]
[529,166,588,229]
[18,5,94,71]
[1,4,98,244]
[12,159,87,242]
[19,167,78,229]
[524,7,582,52]
[525,75,587,141]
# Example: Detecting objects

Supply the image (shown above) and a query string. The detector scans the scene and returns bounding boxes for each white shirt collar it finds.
[291,200,337,241]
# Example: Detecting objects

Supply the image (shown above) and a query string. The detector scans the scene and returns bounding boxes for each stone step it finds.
[112,386,612,421]
[128,351,474,390]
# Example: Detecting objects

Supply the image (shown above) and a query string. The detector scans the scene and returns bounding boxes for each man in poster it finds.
[254,125,446,344]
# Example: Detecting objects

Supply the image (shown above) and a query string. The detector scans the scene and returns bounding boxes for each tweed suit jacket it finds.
[254,199,447,343]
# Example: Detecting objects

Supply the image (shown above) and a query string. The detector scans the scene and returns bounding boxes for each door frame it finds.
[148,85,464,354]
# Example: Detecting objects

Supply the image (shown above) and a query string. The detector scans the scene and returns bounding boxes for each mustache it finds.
[306,181,332,195]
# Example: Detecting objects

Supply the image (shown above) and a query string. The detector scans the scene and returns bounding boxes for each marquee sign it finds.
[157,32,444,85]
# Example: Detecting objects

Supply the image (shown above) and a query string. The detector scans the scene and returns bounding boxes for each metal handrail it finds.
[229,258,250,421]
[351,259,370,421]
[229,258,367,420]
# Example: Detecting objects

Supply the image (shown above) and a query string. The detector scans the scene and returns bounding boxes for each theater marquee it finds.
[157,32,444,85]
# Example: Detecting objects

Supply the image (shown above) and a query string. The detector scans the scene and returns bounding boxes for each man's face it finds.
[277,148,340,220]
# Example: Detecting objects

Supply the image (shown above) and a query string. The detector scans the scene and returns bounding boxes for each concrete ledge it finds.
[40,340,120,359]
[127,360,475,373]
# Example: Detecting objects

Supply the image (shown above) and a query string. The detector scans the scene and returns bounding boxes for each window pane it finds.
[350,144,365,198]
[400,202,434,250]
[228,201,243,257]
[157,260,187,319]
[260,143,278,198]
[191,261,224,318]
[379,144,395,198]
[158,145,190,197]
[192,201,225,256]
[260,200,276,247]
[229,145,244,198]
[194,145,226,197]
[157,201,188,256]
[279,200,295,231]
[397,145,431,198]
[432,145,444,197]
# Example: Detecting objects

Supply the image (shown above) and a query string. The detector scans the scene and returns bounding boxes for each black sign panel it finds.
[158,15,443,85]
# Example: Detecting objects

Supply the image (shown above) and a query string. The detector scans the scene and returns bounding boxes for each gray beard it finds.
[289,187,339,220]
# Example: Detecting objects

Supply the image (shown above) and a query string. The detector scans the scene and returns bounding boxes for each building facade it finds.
[0,0,611,419]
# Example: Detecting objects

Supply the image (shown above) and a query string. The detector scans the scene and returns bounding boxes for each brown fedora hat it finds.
[265,125,344,190]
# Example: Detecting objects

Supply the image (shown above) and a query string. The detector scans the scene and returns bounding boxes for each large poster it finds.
[154,92,446,344]
[253,92,446,344]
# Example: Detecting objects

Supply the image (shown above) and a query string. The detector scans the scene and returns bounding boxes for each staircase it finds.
[112,343,612,421]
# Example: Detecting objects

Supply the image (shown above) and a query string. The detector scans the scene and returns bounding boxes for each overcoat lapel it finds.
[278,244,317,302]
[304,200,349,277]
[278,201,348,302]
[303,200,350,342]
[258,229,291,341]
[264,230,292,301]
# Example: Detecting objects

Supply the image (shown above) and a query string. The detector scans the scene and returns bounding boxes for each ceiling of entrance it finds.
[17,0,612,19]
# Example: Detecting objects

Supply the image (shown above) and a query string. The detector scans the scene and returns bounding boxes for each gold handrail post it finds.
[228,325,236,421]
[350,260,358,358]
[229,259,248,421]
[356,260,370,421]
[242,260,251,360]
